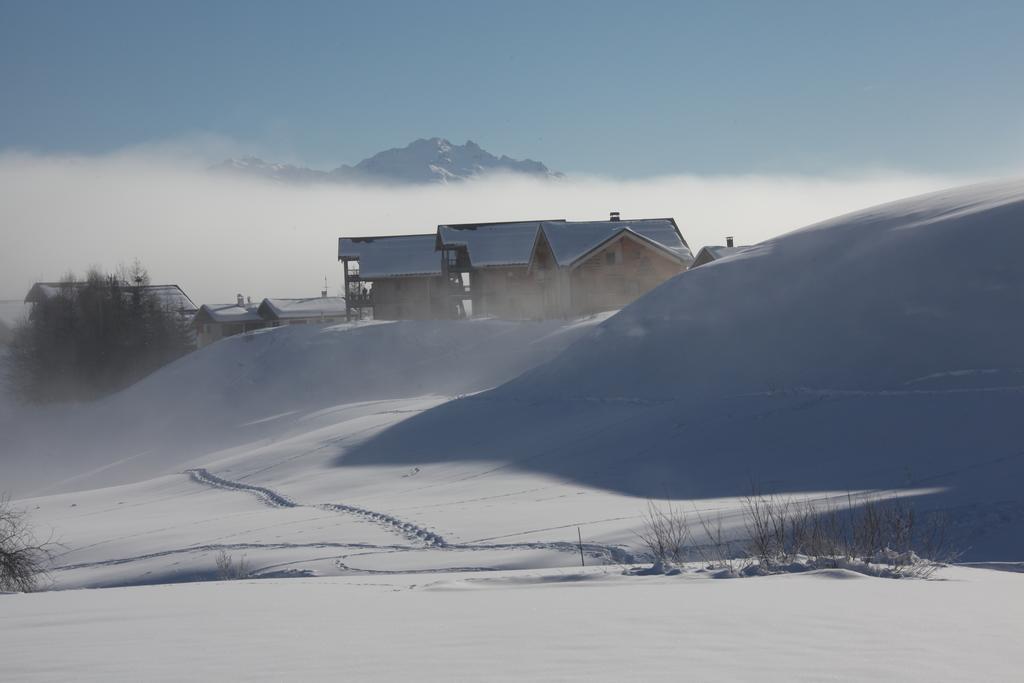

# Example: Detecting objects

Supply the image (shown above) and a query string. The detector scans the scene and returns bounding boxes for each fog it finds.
[0,150,978,305]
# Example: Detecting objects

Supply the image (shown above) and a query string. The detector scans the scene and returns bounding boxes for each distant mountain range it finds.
[211,138,562,185]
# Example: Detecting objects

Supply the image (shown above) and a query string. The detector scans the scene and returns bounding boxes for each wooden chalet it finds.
[338,213,694,320]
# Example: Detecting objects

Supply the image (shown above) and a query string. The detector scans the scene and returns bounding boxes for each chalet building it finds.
[339,214,693,320]
[337,234,451,320]
[257,297,348,325]
[689,237,749,268]
[193,294,348,348]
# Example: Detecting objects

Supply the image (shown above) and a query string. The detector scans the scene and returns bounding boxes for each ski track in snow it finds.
[53,541,409,572]
[186,468,446,547]
[50,470,638,582]
[183,468,636,570]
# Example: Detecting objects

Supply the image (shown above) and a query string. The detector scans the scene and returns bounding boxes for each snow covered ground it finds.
[3,180,1024,679]
[3,565,1022,682]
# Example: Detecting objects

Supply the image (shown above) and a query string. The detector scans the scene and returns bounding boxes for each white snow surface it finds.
[3,566,1021,682]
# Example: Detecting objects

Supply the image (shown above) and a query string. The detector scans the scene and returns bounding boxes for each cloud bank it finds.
[0,151,981,305]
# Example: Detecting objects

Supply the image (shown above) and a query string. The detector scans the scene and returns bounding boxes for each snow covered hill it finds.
[211,138,561,185]
[2,316,606,497]
[344,179,1024,558]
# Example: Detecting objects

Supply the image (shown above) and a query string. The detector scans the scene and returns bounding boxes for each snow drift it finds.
[509,179,1024,398]
[1,316,606,496]
[345,180,1024,559]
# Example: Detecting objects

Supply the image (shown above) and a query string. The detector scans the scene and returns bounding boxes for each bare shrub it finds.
[636,501,691,566]
[214,549,250,581]
[690,504,738,570]
[0,496,55,592]
[632,490,957,579]
[742,489,792,568]
[740,488,956,578]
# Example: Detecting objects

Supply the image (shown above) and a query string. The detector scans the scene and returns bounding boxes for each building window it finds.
[605,251,617,265]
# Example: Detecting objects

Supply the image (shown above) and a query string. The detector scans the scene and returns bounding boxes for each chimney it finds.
[237,293,245,307]
[726,236,734,248]
[610,211,620,222]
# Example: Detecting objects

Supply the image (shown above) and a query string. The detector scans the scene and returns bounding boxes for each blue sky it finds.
[1,0,1022,176]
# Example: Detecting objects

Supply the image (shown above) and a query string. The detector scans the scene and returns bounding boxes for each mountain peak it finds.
[212,139,561,185]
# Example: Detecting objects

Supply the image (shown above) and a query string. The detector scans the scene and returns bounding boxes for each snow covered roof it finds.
[192,303,263,325]
[541,219,693,267]
[338,235,441,278]
[258,297,348,321]
[338,217,691,276]
[690,245,750,268]
[25,282,198,313]
[437,220,556,268]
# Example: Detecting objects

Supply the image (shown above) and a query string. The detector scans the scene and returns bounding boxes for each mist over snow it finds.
[0,150,981,305]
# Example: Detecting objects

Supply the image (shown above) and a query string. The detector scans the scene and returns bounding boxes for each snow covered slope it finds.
[344,180,1024,558]
[2,316,607,497]
[7,180,1024,600]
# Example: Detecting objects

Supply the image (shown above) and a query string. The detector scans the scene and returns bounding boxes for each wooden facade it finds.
[368,275,451,320]
[566,231,686,316]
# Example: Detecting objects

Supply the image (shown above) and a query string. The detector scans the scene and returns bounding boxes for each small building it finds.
[257,296,348,325]
[192,294,351,348]
[689,237,749,268]
[192,296,264,347]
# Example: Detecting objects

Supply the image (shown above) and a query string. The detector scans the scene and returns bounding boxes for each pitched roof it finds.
[338,234,441,278]
[337,217,692,276]
[691,245,750,267]
[541,219,693,267]
[437,221,547,267]
[25,282,197,312]
[192,303,263,325]
[258,297,348,320]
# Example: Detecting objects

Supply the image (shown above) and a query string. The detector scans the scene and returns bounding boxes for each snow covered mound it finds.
[1,316,605,496]
[509,178,1024,399]
[346,180,1024,559]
